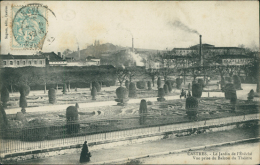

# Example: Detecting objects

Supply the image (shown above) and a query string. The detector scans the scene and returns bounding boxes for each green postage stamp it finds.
[12,4,48,50]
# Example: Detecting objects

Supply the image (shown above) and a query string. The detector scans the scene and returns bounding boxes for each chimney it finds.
[58,52,61,58]
[132,37,134,52]
[200,35,203,66]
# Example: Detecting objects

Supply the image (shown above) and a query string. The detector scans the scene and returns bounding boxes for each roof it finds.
[216,55,252,59]
[86,59,98,62]
[41,52,65,61]
[174,43,245,50]
[190,44,215,48]
[0,54,45,60]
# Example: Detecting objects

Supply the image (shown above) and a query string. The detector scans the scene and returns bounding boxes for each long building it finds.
[0,54,46,68]
[0,52,67,68]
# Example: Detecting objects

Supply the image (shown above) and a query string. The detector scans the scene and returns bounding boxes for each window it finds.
[23,61,26,65]
[3,61,6,65]
[29,61,32,65]
[40,60,43,64]
[17,61,20,65]
[10,61,13,65]
[34,61,37,64]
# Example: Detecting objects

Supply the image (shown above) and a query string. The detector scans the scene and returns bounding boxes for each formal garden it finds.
[0,62,259,142]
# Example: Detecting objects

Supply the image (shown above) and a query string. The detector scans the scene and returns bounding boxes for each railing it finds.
[0,113,258,157]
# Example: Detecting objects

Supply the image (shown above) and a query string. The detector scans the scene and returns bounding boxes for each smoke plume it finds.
[170,20,200,35]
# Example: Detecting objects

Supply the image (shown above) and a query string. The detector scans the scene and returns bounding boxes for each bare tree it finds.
[116,66,129,86]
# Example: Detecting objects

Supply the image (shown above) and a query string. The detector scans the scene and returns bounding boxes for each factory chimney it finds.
[199,35,203,66]
[132,37,134,52]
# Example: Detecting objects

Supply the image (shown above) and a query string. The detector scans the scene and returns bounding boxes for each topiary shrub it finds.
[66,103,80,134]
[157,77,162,89]
[233,75,242,90]
[48,88,56,104]
[224,83,237,111]
[176,78,182,89]
[125,80,129,90]
[21,118,49,141]
[185,96,198,120]
[192,83,202,98]
[128,82,137,98]
[139,99,147,125]
[163,84,169,95]
[220,78,226,91]
[147,81,152,90]
[89,82,92,91]
[224,83,236,100]
[198,79,205,88]
[115,87,129,105]
[62,83,67,94]
[91,87,97,100]
[240,76,245,83]
[19,93,27,114]
[157,88,165,102]
[19,84,30,96]
[192,80,196,85]
[136,81,146,89]
[92,82,101,92]
[166,81,172,93]
[225,77,232,83]
[247,89,254,101]
[0,104,8,133]
[1,87,9,108]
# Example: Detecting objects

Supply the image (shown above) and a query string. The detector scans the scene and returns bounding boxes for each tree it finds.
[145,54,160,86]
[62,49,73,59]
[116,66,129,87]
[157,52,176,82]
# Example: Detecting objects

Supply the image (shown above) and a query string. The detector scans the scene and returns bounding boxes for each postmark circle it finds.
[12,5,48,49]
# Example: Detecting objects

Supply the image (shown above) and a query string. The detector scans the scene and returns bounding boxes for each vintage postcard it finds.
[0,1,259,164]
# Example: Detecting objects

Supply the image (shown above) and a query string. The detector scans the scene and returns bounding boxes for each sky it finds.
[1,1,259,55]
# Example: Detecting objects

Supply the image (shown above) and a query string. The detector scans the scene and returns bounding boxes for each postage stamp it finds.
[11,4,48,50]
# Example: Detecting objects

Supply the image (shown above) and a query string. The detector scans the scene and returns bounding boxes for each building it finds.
[40,52,67,66]
[86,57,100,66]
[170,42,248,67]
[0,54,46,68]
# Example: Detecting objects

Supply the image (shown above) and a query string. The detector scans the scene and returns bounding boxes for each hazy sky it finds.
[1,1,259,55]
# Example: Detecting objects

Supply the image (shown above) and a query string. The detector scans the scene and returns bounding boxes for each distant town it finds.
[0,35,257,69]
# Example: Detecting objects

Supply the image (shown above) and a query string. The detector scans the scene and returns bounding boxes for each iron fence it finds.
[0,113,258,157]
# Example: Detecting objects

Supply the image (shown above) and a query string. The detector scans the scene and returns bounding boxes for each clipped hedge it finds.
[192,83,202,98]
[129,82,137,98]
[233,75,242,90]
[19,84,30,96]
[66,104,80,134]
[163,84,169,94]
[92,82,101,92]
[48,88,56,104]
[157,77,162,89]
[224,83,237,100]
[1,87,9,108]
[198,79,205,88]
[176,78,182,89]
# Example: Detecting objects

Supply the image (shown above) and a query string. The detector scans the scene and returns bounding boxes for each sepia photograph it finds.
[0,1,259,164]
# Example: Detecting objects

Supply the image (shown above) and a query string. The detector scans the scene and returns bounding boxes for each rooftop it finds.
[0,54,45,59]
